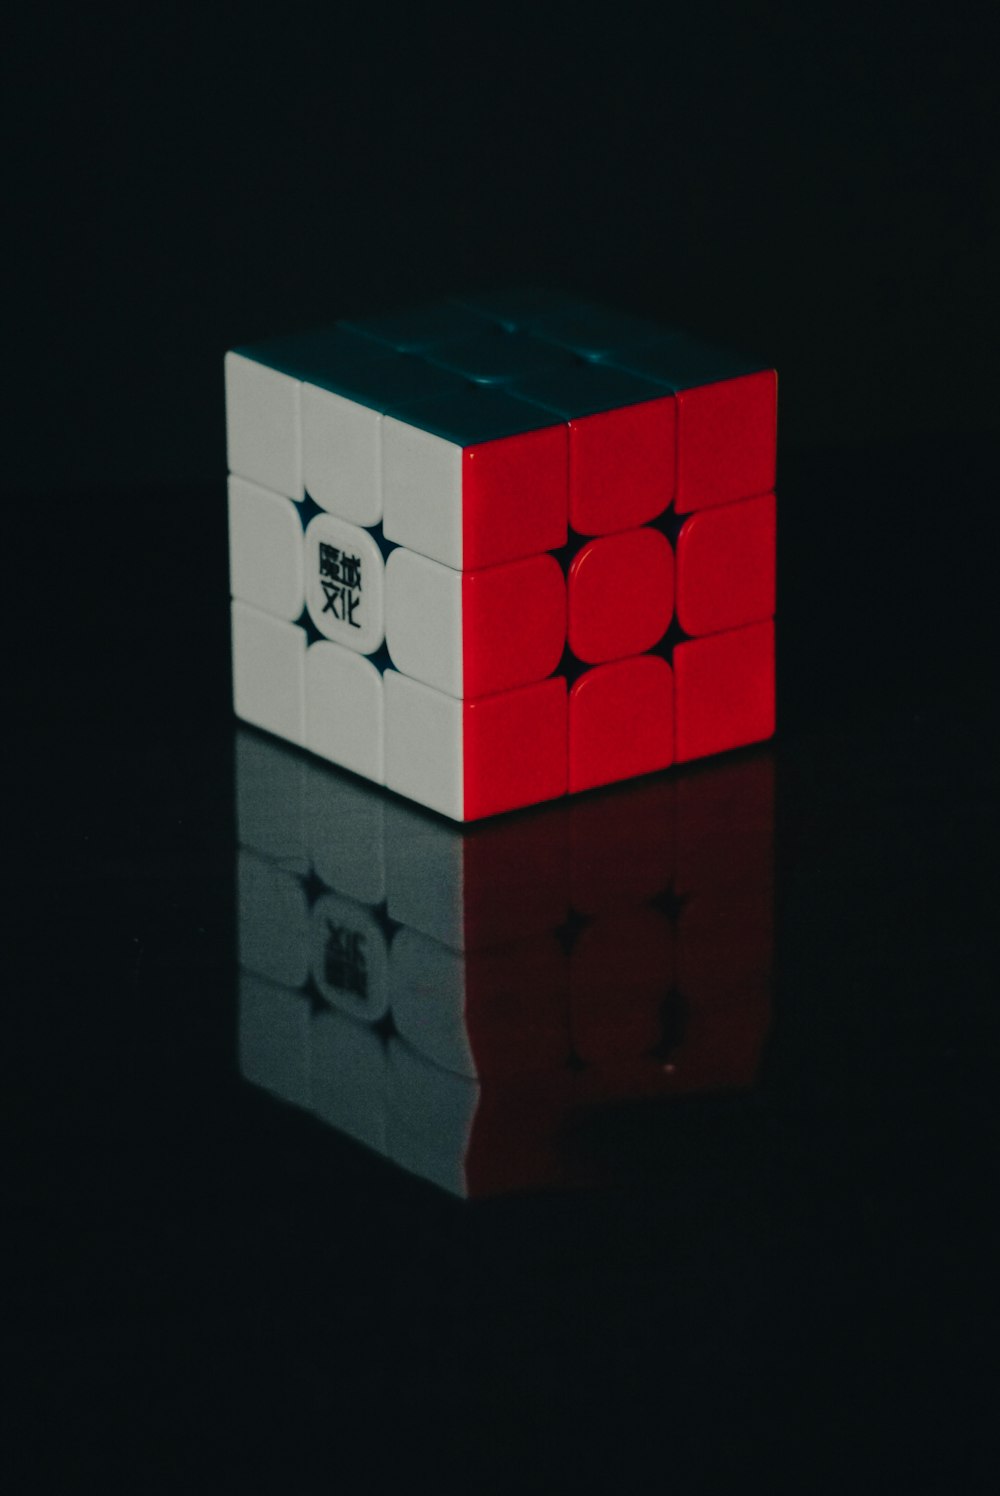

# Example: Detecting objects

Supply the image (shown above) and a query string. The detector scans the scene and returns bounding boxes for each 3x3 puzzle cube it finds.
[226,291,777,821]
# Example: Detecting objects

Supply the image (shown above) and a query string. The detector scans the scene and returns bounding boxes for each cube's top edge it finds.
[229,334,474,414]
[527,304,666,358]
[446,291,775,385]
[608,334,774,390]
[385,385,565,447]
[227,295,776,418]
[229,325,387,381]
[513,362,674,420]
[426,329,579,386]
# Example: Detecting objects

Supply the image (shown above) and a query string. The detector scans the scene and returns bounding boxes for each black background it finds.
[8,1,998,486]
[7,3,999,1492]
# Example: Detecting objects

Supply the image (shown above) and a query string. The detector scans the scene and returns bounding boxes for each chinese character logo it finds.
[324,921,368,1001]
[318,543,362,629]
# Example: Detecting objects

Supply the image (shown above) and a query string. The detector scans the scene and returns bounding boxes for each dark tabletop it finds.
[7,435,997,1494]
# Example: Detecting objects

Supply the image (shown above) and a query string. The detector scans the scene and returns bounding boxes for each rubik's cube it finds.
[226,291,776,821]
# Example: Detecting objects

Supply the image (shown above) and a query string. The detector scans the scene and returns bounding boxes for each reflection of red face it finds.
[460,753,775,1198]
[235,726,777,1197]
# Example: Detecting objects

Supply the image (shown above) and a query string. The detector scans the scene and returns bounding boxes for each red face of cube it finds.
[568,527,674,664]
[675,493,776,638]
[569,654,675,794]
[463,676,568,820]
[675,370,777,513]
[568,395,676,535]
[462,424,568,569]
[463,554,566,698]
[674,621,775,763]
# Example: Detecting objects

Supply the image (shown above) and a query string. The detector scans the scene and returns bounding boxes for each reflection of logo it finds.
[318,543,362,628]
[324,921,368,1001]
[235,729,775,1199]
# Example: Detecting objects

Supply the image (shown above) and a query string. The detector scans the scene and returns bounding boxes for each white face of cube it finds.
[228,475,305,621]
[303,512,385,655]
[384,547,463,697]
[301,383,383,527]
[384,670,464,821]
[231,600,306,747]
[225,352,302,501]
[382,415,464,570]
[305,641,385,785]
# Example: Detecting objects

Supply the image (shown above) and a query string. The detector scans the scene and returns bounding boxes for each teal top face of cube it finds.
[231,328,470,415]
[425,330,576,386]
[527,303,665,359]
[325,354,469,415]
[231,325,387,384]
[388,384,561,446]
[338,300,496,353]
[608,333,771,390]
[511,361,671,420]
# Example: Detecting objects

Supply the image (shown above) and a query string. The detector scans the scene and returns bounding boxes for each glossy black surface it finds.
[11,438,996,1490]
[234,728,775,1200]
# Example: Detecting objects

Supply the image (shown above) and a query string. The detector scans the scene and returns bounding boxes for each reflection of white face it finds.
[232,722,775,1200]
[303,511,385,656]
[309,890,390,1024]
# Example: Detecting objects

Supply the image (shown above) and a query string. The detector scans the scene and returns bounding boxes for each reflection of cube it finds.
[234,729,775,1198]
[226,294,777,820]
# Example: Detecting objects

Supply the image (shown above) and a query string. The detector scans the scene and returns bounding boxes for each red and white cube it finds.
[226,294,777,820]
